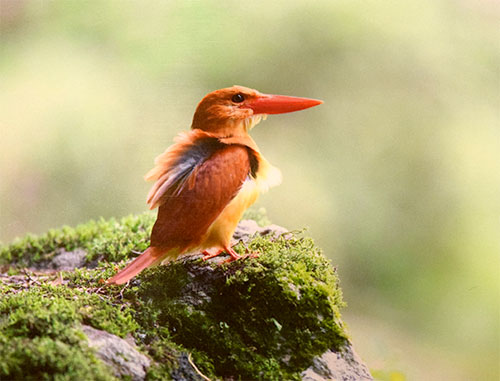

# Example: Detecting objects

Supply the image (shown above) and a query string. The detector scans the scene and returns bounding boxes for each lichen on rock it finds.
[0,211,371,380]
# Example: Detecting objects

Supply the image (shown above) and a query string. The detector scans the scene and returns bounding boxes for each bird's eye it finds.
[231,93,245,103]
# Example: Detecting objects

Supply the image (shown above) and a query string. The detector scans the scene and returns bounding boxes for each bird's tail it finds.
[107,246,167,285]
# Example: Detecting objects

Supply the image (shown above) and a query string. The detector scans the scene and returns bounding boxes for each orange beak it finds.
[246,93,323,115]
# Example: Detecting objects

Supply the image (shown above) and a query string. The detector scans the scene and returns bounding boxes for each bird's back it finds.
[150,143,253,252]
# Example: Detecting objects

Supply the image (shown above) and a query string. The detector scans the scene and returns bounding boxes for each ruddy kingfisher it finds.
[107,86,322,285]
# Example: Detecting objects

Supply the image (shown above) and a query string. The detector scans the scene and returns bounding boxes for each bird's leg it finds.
[223,246,242,262]
[202,249,224,261]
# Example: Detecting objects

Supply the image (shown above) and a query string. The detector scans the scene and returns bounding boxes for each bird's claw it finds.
[201,247,259,263]
[222,251,260,264]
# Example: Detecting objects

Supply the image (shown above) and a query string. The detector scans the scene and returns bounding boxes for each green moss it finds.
[0,209,272,268]
[0,337,114,381]
[1,284,138,337]
[0,213,155,267]
[0,285,136,380]
[131,233,347,380]
[0,211,348,380]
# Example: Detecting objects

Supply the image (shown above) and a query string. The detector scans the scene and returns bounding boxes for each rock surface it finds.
[33,248,88,271]
[0,213,373,380]
[302,345,373,381]
[82,325,150,381]
[232,219,289,243]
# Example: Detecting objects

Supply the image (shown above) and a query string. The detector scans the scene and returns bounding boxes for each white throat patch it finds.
[244,114,268,131]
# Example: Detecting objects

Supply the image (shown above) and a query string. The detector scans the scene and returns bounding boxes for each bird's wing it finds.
[108,141,253,284]
[149,143,252,250]
[145,130,224,209]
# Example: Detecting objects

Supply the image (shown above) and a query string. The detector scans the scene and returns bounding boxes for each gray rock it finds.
[82,325,151,381]
[301,343,373,381]
[50,248,88,270]
[232,219,289,243]
[33,248,88,271]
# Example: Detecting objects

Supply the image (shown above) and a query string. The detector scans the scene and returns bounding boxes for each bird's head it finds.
[191,85,322,137]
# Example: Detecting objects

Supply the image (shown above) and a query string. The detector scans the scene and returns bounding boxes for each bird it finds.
[107,85,322,285]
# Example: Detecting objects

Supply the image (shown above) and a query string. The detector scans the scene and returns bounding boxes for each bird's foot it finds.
[202,247,259,263]
[221,246,242,263]
[222,248,261,263]
[204,246,242,263]
[202,249,224,261]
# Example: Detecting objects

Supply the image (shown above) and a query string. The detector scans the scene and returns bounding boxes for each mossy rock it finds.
[0,212,372,380]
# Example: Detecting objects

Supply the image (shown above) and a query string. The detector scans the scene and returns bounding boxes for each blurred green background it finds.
[1,0,498,379]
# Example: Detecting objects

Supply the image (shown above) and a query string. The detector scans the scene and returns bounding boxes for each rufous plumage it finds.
[107,86,322,284]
